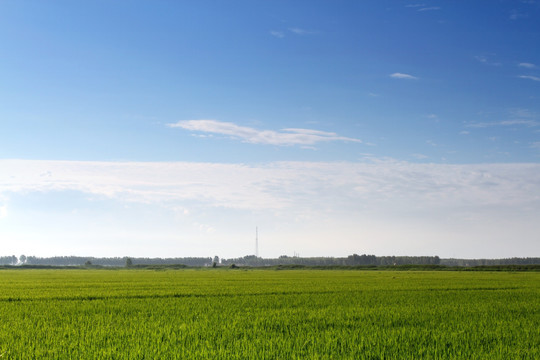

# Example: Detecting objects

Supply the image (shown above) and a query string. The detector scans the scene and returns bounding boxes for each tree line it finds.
[439,257,540,267]
[1,254,539,267]
[0,255,212,267]
[220,254,442,267]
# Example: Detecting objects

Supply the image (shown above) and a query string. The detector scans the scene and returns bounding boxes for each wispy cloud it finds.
[2,160,540,258]
[509,108,537,118]
[389,72,418,80]
[518,62,536,68]
[519,75,540,82]
[288,28,317,35]
[405,4,440,11]
[417,6,441,11]
[467,119,539,128]
[167,120,361,146]
[2,160,540,212]
[475,56,488,63]
[501,119,538,126]
[270,28,318,38]
[467,109,539,128]
[270,31,285,38]
[510,9,528,20]
[474,55,502,66]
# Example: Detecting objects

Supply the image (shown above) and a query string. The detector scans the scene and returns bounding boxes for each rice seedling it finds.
[0,269,537,359]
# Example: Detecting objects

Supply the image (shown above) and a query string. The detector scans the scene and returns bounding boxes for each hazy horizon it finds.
[1,1,539,259]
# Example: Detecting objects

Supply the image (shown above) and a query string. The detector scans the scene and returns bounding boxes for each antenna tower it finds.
[255,226,259,258]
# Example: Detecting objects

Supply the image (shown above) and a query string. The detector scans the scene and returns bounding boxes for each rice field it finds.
[0,269,538,359]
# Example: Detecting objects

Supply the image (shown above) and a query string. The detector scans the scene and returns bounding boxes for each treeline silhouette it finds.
[0,256,212,267]
[1,254,539,267]
[220,254,442,266]
[439,257,540,266]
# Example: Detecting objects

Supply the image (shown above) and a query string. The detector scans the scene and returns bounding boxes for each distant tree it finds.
[125,257,133,267]
[213,255,219,264]
[19,255,26,265]
[85,260,92,266]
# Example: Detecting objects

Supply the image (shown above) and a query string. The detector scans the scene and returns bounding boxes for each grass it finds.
[0,269,538,358]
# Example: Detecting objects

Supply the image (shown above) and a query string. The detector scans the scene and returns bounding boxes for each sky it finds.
[1,1,540,259]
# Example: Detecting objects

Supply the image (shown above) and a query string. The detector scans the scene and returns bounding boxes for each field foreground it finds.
[0,269,538,359]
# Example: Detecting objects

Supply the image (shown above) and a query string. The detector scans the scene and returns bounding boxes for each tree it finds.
[19,255,26,265]
[84,260,92,266]
[125,258,133,267]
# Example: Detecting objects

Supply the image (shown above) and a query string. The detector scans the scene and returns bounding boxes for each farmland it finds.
[0,269,538,359]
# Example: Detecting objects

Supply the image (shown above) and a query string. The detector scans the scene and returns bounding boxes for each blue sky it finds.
[1,1,540,259]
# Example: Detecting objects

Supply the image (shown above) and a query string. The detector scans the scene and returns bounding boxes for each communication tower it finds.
[255,226,259,258]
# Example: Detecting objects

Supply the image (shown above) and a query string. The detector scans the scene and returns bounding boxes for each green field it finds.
[0,269,538,359]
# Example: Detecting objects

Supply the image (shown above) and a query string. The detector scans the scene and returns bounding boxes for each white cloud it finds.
[508,108,537,118]
[2,159,539,212]
[519,75,540,82]
[167,120,361,146]
[389,73,418,80]
[500,119,539,126]
[288,28,316,35]
[418,6,441,11]
[271,28,318,38]
[466,111,539,128]
[2,159,540,258]
[270,31,285,38]
[518,62,536,68]
[475,56,487,63]
[510,10,528,20]
[474,55,502,66]
[425,114,439,122]
[405,3,441,11]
